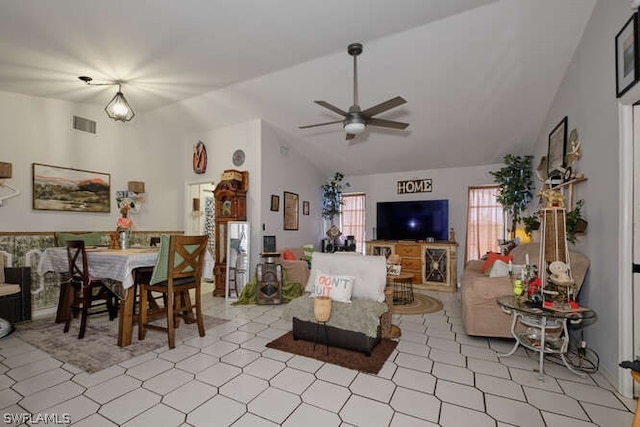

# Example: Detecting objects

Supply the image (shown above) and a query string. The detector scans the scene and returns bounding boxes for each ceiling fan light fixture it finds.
[344,121,366,134]
[299,42,409,139]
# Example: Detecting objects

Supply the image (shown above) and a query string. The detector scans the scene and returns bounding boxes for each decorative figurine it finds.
[538,188,565,208]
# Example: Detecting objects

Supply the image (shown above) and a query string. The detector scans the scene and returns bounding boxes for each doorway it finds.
[185,180,215,256]
[633,105,640,397]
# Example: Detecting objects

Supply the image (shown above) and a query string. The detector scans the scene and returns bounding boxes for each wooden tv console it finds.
[366,240,457,293]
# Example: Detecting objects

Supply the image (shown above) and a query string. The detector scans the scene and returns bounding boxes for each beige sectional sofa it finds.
[460,242,590,338]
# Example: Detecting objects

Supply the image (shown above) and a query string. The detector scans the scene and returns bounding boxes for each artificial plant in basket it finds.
[490,154,534,239]
[321,172,350,242]
[321,172,350,223]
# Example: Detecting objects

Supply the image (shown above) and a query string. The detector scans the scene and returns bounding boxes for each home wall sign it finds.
[397,178,432,194]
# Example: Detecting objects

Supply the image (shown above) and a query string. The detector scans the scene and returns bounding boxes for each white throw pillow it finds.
[489,259,525,278]
[311,271,355,303]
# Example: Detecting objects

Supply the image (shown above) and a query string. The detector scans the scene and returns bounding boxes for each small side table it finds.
[388,273,415,305]
[496,295,596,381]
[313,321,330,354]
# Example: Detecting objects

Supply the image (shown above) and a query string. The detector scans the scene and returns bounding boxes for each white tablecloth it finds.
[38,247,214,290]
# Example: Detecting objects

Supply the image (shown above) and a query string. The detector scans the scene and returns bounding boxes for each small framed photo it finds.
[616,13,639,97]
[283,191,299,230]
[547,116,568,176]
[302,201,309,215]
[270,195,279,212]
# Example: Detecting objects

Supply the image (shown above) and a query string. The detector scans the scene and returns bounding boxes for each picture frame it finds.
[32,163,110,212]
[270,194,279,212]
[616,13,639,98]
[547,116,568,176]
[302,201,309,216]
[283,191,299,230]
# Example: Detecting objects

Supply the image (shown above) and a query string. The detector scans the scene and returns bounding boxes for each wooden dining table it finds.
[37,246,214,347]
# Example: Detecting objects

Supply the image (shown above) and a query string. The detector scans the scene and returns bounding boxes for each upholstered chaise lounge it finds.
[284,252,389,355]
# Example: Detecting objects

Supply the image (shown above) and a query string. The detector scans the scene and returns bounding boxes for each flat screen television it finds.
[376,199,449,241]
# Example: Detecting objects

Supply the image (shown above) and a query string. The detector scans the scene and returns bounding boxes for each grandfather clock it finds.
[213,170,247,297]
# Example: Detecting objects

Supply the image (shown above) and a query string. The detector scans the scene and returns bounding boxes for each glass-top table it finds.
[496,295,596,381]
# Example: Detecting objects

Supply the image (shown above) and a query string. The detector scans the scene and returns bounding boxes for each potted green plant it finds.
[489,154,534,239]
[522,212,541,237]
[321,172,350,223]
[321,172,350,245]
[566,199,587,244]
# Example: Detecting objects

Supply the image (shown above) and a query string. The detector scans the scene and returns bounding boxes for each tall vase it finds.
[118,230,130,249]
[314,296,332,322]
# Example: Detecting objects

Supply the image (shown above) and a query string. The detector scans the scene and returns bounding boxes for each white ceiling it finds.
[0,0,597,176]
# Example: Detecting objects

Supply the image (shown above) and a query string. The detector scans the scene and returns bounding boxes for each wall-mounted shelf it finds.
[544,176,587,210]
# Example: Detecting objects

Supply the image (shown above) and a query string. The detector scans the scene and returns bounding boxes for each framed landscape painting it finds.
[32,163,111,212]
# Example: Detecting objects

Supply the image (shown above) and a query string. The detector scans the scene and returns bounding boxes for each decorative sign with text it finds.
[397,178,432,194]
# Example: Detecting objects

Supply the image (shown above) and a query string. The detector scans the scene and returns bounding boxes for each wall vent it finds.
[72,116,97,134]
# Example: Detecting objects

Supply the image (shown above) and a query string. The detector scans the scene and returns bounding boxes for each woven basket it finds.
[314,296,332,322]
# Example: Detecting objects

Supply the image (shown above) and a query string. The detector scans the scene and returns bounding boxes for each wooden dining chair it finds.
[132,235,167,321]
[138,234,208,348]
[63,240,118,339]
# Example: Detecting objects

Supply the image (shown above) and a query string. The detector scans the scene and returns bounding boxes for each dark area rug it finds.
[15,314,228,373]
[266,331,397,374]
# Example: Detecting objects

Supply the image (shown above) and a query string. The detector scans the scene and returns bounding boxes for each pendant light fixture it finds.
[78,76,135,122]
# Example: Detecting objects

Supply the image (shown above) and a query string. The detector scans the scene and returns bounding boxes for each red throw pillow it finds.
[283,249,297,261]
[481,252,513,274]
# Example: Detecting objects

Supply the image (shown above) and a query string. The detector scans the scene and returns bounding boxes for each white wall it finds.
[347,163,502,277]
[0,90,184,232]
[531,0,627,388]
[260,121,325,251]
[180,120,262,272]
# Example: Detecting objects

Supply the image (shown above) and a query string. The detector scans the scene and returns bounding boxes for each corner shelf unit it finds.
[543,176,587,210]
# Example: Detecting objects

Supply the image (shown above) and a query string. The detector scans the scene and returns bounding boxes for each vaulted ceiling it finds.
[0,0,597,175]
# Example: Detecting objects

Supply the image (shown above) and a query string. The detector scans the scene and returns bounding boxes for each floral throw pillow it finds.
[312,271,355,303]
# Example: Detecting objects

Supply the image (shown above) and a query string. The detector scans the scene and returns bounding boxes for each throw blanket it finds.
[233,270,304,305]
[284,294,387,338]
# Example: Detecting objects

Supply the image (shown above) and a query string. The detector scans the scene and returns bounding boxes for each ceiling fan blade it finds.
[366,117,409,130]
[346,133,356,140]
[314,101,348,117]
[361,96,407,118]
[299,119,344,129]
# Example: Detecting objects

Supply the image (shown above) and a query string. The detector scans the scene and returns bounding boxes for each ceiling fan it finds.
[299,42,409,140]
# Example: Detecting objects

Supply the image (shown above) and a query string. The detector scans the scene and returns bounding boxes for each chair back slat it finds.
[167,235,208,284]
[66,240,89,286]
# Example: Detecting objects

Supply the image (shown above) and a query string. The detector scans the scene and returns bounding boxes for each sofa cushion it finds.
[488,260,526,278]
[306,252,386,303]
[481,252,512,274]
[311,271,355,303]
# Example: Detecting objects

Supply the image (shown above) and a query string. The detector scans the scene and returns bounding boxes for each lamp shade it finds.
[105,90,135,122]
[344,121,365,135]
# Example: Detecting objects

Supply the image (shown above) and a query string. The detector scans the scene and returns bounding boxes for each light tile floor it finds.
[0,289,636,426]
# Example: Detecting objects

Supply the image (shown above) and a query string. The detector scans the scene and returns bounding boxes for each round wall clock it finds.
[232,149,245,167]
[193,141,207,174]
